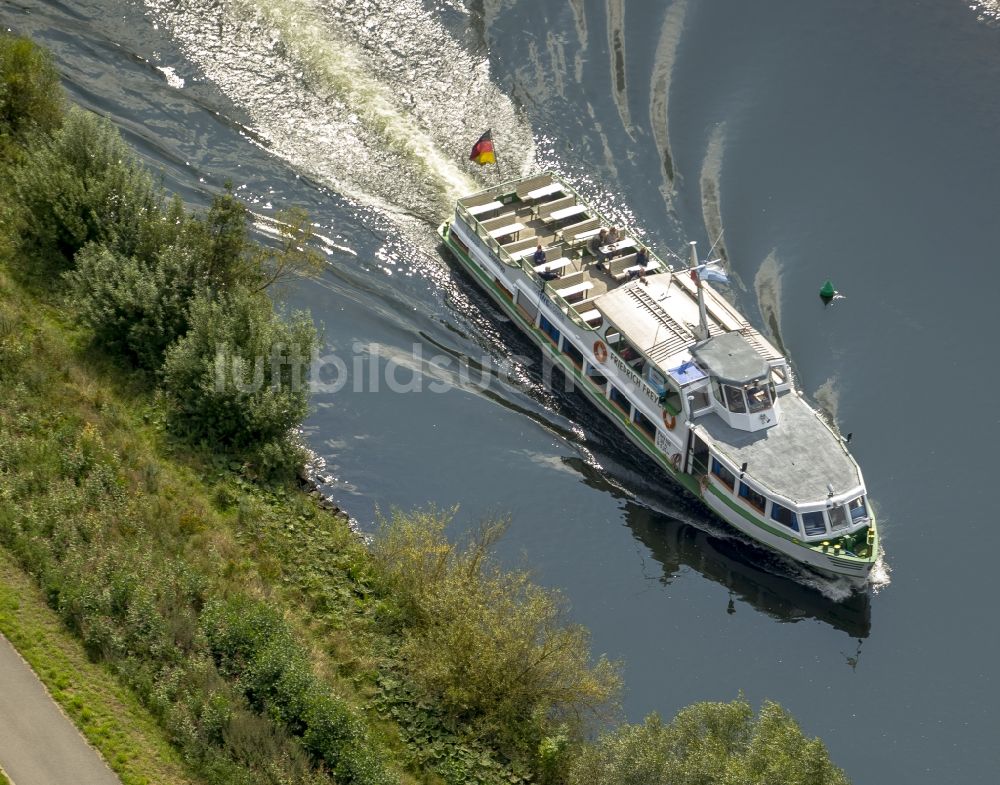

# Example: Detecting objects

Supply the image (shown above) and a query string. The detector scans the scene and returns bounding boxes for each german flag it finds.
[469,130,496,166]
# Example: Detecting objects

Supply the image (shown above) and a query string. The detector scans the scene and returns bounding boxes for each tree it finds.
[569,698,851,785]
[371,509,622,763]
[0,33,63,153]
[251,207,325,293]
[13,106,161,268]
[160,289,317,476]
[67,236,206,370]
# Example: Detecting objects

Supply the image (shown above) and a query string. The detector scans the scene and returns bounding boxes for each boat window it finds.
[724,385,747,414]
[646,366,666,393]
[661,383,682,415]
[745,380,772,413]
[562,340,584,370]
[608,384,631,415]
[585,365,608,390]
[848,496,868,522]
[801,511,827,536]
[712,379,725,405]
[538,314,561,346]
[770,502,799,532]
[828,504,850,531]
[689,388,711,412]
[632,409,657,440]
[738,482,766,513]
[711,458,735,491]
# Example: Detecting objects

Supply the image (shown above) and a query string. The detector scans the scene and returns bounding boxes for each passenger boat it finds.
[438,173,878,583]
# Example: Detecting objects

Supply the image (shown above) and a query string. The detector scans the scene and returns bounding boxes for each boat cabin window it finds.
[632,408,657,440]
[828,503,850,531]
[660,381,682,415]
[745,380,774,413]
[688,387,711,412]
[562,340,584,370]
[608,384,631,415]
[539,314,561,346]
[711,458,735,491]
[848,496,869,522]
[646,366,666,394]
[801,511,827,536]
[770,502,799,532]
[738,481,766,513]
[724,384,747,414]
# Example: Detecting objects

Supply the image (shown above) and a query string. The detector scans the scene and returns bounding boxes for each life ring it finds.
[671,452,682,469]
[662,410,676,430]
[593,340,608,363]
[698,474,711,493]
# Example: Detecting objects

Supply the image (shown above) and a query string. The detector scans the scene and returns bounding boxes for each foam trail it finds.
[144,0,536,221]
[753,250,786,354]
[648,0,687,195]
[236,0,472,203]
[699,121,737,285]
[605,0,633,137]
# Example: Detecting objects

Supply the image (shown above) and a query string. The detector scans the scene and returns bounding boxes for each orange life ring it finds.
[662,410,676,430]
[593,340,608,363]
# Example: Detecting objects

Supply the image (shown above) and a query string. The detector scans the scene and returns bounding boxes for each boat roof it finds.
[692,332,769,384]
[592,277,782,382]
[698,392,862,503]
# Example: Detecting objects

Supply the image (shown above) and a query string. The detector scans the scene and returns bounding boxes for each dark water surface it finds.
[4,0,1000,781]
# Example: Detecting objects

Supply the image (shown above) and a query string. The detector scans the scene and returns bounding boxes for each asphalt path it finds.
[0,635,121,785]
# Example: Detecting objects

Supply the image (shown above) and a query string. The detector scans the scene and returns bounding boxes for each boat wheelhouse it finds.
[439,172,878,582]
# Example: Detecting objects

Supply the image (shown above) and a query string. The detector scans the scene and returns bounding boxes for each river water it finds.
[4,0,999,781]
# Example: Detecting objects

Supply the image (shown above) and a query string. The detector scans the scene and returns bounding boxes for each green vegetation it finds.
[569,699,849,785]
[0,30,853,785]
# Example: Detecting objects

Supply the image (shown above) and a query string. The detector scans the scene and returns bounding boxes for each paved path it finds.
[0,635,121,785]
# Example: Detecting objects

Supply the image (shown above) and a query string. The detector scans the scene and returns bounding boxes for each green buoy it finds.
[820,280,836,299]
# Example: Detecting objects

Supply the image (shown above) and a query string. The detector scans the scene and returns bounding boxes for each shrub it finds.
[160,289,316,460]
[371,509,621,763]
[13,106,162,269]
[569,699,850,785]
[201,596,393,785]
[0,33,63,152]
[67,238,201,369]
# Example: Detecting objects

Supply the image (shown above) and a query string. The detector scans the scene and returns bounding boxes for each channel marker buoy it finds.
[820,280,836,299]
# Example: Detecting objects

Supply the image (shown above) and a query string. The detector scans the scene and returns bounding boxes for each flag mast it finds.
[690,241,710,342]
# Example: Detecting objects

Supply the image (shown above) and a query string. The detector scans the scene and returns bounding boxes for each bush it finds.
[0,33,63,153]
[569,699,850,785]
[201,596,393,785]
[371,509,621,763]
[160,289,316,463]
[67,236,201,370]
[13,106,162,269]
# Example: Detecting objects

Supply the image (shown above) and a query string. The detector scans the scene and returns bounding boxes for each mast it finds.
[690,241,709,341]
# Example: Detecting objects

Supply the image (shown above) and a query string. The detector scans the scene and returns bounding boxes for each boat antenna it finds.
[690,241,710,341]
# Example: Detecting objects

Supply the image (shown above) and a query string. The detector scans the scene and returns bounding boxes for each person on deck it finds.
[629,245,650,282]
[533,241,547,267]
[588,228,609,268]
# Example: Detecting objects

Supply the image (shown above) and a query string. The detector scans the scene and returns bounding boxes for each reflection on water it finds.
[559,454,872,638]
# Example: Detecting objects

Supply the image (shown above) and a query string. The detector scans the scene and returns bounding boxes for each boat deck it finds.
[457,173,783,374]
[697,393,861,503]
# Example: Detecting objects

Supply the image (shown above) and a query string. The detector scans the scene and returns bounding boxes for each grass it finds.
[0,550,198,785]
